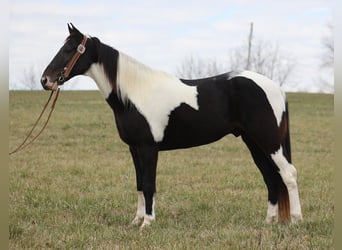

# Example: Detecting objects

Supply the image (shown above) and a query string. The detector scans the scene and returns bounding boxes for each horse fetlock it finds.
[140,214,155,229]
[266,202,278,223]
[265,215,278,223]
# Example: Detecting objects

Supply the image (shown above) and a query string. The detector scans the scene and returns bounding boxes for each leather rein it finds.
[10,36,88,155]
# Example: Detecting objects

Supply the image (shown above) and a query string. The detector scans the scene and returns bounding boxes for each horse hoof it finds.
[265,215,278,223]
[131,216,144,226]
[139,215,155,229]
[291,214,303,223]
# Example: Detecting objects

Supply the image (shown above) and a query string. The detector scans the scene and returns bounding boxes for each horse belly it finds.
[158,104,232,150]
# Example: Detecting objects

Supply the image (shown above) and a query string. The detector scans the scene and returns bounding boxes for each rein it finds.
[9,88,60,155]
[10,36,87,155]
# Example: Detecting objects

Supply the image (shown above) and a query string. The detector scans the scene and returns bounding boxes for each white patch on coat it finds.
[131,192,156,228]
[271,147,303,222]
[237,71,286,126]
[141,196,155,228]
[266,202,278,223]
[117,52,199,142]
[131,191,145,226]
[85,63,112,99]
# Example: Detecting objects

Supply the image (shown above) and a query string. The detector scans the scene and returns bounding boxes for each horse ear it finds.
[67,23,82,36]
[68,23,73,34]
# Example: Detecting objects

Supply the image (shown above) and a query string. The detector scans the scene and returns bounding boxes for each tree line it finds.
[177,22,333,91]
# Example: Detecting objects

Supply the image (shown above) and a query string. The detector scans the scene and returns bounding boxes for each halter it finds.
[58,35,88,84]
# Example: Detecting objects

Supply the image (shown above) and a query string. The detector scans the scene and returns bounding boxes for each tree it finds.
[230,39,295,86]
[21,64,40,90]
[176,23,296,86]
[322,22,333,68]
[317,22,334,93]
[176,54,225,79]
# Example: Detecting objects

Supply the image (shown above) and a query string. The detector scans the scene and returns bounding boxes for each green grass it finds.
[9,91,334,249]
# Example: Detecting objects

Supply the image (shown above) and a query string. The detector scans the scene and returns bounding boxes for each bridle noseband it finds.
[58,35,88,84]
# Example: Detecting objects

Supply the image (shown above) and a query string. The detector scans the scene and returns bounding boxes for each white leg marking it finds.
[140,196,155,229]
[271,147,302,222]
[266,202,278,223]
[131,191,145,226]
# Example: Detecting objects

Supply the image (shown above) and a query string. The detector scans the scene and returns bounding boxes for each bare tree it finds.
[21,64,40,90]
[231,39,296,86]
[317,22,334,93]
[176,54,224,79]
[176,24,296,86]
[322,22,334,68]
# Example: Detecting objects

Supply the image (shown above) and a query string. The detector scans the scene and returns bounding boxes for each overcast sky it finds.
[9,0,333,92]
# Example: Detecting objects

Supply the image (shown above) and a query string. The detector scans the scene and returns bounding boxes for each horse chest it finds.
[118,83,199,143]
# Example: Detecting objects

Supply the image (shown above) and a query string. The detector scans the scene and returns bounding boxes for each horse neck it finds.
[86,40,175,105]
[84,40,119,99]
[116,52,176,105]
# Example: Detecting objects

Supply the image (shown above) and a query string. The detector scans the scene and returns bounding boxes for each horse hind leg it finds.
[271,146,302,223]
[242,135,286,223]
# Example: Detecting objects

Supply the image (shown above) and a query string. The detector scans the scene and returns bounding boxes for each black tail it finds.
[277,177,291,223]
[278,99,292,223]
[282,100,292,163]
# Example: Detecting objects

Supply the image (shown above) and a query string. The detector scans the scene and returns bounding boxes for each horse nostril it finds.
[41,76,47,85]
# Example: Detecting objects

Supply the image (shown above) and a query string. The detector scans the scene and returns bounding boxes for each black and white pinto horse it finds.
[41,24,302,228]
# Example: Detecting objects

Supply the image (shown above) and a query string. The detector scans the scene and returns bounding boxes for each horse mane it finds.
[116,51,179,105]
[93,37,177,105]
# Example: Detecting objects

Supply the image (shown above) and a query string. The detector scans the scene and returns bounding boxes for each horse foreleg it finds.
[130,146,158,228]
[140,153,158,228]
[141,191,155,228]
[130,147,145,226]
[132,191,145,226]
[131,189,156,229]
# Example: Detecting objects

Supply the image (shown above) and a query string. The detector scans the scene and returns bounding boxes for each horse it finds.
[41,23,302,228]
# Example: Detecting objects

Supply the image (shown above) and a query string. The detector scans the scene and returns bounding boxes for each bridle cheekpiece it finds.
[58,35,88,84]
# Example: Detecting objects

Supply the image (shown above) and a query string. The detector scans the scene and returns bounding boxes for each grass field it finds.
[9,91,334,249]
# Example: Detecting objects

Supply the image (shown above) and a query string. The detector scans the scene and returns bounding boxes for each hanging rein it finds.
[9,36,88,155]
[9,89,60,155]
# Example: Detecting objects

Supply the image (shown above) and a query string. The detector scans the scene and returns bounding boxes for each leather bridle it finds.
[57,35,88,84]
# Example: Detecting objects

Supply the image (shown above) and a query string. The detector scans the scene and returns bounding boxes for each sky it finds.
[9,0,333,93]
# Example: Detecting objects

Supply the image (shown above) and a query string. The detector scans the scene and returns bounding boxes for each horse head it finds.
[41,23,96,90]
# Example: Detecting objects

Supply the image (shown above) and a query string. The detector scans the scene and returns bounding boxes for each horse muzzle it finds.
[41,76,61,91]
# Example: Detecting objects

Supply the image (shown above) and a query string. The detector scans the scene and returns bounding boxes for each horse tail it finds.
[283,100,292,163]
[277,99,291,223]
[277,177,291,223]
